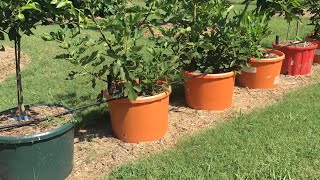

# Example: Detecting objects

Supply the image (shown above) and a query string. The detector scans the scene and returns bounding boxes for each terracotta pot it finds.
[105,86,171,143]
[237,49,285,89]
[272,42,318,76]
[183,71,236,111]
[306,35,320,64]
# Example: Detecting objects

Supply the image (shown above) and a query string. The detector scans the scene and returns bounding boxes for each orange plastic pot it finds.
[237,49,285,89]
[306,35,320,64]
[183,71,236,111]
[105,87,171,143]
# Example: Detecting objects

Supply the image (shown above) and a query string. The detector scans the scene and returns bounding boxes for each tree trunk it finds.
[14,37,25,120]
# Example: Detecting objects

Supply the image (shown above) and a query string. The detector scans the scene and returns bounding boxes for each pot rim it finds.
[0,104,74,144]
[272,41,318,50]
[250,49,285,63]
[183,70,236,80]
[106,85,172,104]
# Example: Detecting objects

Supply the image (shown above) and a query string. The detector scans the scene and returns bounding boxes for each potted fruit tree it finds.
[0,1,76,179]
[305,0,320,63]
[237,8,286,89]
[265,0,318,75]
[47,0,177,143]
[156,0,262,110]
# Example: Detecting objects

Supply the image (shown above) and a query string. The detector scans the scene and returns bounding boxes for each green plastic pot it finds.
[0,105,74,180]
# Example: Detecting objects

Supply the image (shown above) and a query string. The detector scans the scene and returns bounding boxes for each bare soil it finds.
[67,65,320,180]
[0,47,30,83]
[0,106,73,137]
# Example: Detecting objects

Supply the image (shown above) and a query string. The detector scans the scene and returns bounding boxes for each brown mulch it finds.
[0,47,30,83]
[67,65,320,180]
[0,106,73,137]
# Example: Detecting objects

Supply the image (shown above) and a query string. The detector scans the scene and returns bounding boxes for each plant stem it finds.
[286,21,291,40]
[295,21,299,41]
[14,36,25,119]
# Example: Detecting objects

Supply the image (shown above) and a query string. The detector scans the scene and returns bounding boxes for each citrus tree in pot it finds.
[157,0,262,110]
[305,0,320,63]
[47,0,177,143]
[265,0,318,75]
[0,1,77,179]
[237,9,285,89]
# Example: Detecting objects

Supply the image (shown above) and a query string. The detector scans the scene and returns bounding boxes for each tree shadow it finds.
[73,106,114,143]
[49,92,114,142]
[53,92,93,108]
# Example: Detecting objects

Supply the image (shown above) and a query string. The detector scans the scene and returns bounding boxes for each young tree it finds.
[0,0,75,120]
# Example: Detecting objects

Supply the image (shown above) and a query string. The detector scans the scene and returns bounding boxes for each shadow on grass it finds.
[53,92,93,108]
[73,105,114,143]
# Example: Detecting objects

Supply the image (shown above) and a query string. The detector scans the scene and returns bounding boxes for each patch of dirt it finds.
[0,105,72,136]
[0,47,30,83]
[67,65,320,180]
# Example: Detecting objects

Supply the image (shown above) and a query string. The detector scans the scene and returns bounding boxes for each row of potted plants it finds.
[0,0,319,178]
[47,0,319,143]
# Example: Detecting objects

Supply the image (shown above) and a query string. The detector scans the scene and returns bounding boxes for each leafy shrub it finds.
[47,0,177,101]
[152,0,265,74]
[305,0,320,39]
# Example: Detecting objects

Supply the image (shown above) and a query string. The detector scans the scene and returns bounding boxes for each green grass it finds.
[109,81,320,179]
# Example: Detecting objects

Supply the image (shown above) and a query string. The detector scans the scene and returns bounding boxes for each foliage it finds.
[71,0,117,17]
[305,0,320,39]
[254,0,304,23]
[153,0,264,74]
[46,0,177,101]
[253,0,304,40]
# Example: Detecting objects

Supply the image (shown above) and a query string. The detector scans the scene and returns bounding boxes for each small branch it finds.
[286,21,291,40]
[136,2,154,28]
[295,21,299,41]
[87,5,113,51]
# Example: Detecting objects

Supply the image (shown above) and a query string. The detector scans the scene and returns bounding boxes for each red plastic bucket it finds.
[272,42,318,76]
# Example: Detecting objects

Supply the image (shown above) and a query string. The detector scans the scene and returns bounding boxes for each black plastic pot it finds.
[0,104,74,180]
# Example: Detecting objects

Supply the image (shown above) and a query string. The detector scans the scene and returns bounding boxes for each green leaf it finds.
[57,1,68,8]
[21,3,41,12]
[133,84,142,92]
[161,84,170,92]
[128,88,138,102]
[18,12,25,22]
[51,0,58,4]
[226,5,235,13]
[85,39,95,47]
